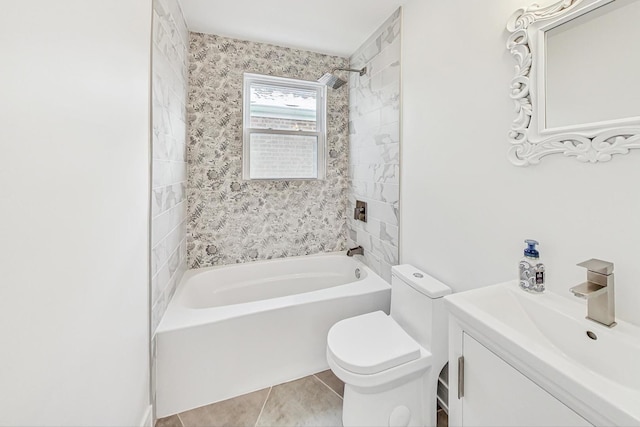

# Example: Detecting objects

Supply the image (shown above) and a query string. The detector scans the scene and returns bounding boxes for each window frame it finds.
[242,72,327,181]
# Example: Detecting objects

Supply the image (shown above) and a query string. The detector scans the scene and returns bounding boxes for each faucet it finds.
[346,246,364,257]
[569,259,616,327]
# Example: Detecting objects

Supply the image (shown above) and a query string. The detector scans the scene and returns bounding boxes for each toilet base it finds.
[341,369,436,427]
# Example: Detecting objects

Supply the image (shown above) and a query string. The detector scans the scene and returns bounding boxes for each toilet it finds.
[326,264,451,427]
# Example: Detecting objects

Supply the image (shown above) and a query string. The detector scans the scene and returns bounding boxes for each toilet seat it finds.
[327,311,421,375]
[327,311,433,391]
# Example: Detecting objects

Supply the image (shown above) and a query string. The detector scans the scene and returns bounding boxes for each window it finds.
[243,73,326,180]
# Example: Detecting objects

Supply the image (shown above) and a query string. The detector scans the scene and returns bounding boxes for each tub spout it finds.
[347,246,364,257]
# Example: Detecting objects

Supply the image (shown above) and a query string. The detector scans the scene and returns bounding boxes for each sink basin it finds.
[445,281,640,426]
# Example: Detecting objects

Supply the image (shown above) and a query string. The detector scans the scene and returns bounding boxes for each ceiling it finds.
[180,0,408,57]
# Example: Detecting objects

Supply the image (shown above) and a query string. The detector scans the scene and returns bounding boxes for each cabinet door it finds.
[461,333,592,427]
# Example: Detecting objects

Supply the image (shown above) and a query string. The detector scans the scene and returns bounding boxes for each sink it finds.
[445,281,640,426]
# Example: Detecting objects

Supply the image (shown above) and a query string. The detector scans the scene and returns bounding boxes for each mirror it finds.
[545,0,640,128]
[506,0,640,166]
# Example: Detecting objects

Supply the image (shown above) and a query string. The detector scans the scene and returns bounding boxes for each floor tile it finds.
[314,370,344,398]
[178,387,270,427]
[256,376,343,427]
[156,414,183,427]
[437,409,448,427]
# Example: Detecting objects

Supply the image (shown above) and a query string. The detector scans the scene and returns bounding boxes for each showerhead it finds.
[318,73,347,89]
[317,67,367,89]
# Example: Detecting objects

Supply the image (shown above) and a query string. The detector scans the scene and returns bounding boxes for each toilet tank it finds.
[390,265,451,352]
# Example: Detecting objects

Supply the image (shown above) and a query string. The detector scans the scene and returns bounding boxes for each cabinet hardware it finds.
[457,356,464,399]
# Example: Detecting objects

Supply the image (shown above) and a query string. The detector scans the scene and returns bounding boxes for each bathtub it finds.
[155,252,391,417]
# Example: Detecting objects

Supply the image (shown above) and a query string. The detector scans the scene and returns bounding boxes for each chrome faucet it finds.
[346,246,364,257]
[570,259,616,327]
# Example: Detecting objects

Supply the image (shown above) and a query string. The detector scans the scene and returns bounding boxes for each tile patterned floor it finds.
[156,370,345,427]
[156,369,449,427]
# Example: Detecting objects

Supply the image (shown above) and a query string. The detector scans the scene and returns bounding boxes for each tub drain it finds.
[355,268,361,279]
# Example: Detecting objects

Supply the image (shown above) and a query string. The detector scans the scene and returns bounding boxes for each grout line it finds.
[254,386,272,427]
[313,373,343,401]
[175,413,185,427]
[152,235,187,284]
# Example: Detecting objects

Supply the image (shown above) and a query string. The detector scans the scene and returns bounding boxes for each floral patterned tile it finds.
[187,33,349,269]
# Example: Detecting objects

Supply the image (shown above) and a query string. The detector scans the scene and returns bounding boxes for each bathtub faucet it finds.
[347,246,364,257]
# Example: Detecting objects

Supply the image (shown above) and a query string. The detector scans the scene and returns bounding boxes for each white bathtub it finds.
[155,252,391,417]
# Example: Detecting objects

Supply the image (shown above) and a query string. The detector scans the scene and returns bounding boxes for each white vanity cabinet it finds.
[448,329,592,427]
[444,281,640,426]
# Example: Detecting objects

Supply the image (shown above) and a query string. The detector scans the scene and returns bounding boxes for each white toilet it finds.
[326,264,451,427]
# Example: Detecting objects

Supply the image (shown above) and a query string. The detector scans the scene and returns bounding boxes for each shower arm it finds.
[332,67,367,76]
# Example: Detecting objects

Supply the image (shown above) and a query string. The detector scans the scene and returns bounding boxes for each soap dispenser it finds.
[519,239,545,293]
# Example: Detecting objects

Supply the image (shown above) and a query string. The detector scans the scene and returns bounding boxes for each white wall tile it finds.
[151,0,188,336]
[348,8,402,282]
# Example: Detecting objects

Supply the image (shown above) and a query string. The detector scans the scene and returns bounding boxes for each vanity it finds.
[445,282,640,426]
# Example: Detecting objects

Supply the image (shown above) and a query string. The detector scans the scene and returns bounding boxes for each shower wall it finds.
[187,33,350,268]
[151,0,188,334]
[347,9,402,282]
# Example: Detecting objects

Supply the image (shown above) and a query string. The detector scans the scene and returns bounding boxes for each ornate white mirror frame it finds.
[506,0,640,166]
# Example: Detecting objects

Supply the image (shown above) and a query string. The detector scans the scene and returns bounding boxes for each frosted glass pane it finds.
[249,134,318,179]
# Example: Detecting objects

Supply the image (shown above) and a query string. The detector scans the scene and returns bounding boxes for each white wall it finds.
[0,1,152,425]
[401,0,640,326]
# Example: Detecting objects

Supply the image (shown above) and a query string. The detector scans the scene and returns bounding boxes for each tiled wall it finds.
[151,0,188,334]
[187,33,350,268]
[347,9,401,282]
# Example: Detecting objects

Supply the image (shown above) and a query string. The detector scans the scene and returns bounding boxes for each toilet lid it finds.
[327,311,421,375]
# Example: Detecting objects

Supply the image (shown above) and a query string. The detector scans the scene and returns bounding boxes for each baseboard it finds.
[140,405,153,427]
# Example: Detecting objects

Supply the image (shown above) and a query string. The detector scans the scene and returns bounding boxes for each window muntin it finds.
[243,73,326,180]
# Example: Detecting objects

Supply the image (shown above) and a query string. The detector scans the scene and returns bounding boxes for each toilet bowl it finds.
[326,265,451,427]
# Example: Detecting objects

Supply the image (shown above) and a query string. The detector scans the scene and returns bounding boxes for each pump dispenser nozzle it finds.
[524,239,539,258]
